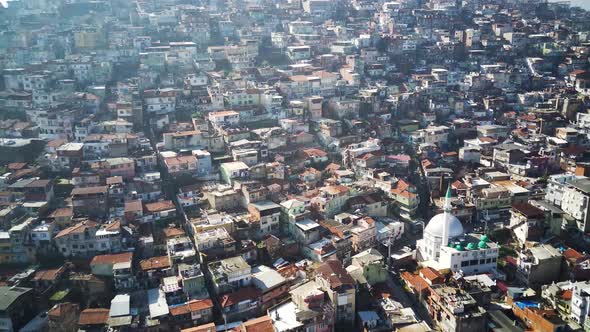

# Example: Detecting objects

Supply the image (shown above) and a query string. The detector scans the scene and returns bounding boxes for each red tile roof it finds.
[7,162,26,170]
[54,220,97,239]
[33,267,64,281]
[164,155,197,167]
[71,186,108,196]
[324,163,341,172]
[139,256,170,271]
[48,302,78,320]
[144,200,176,213]
[50,207,73,218]
[182,322,216,332]
[103,221,121,232]
[479,136,497,143]
[390,179,410,194]
[162,227,185,238]
[564,248,584,261]
[124,200,143,212]
[302,148,328,158]
[169,303,190,316]
[106,176,123,185]
[419,267,442,283]
[220,287,260,307]
[315,259,355,289]
[452,180,467,190]
[46,139,67,148]
[78,308,109,325]
[512,203,544,218]
[241,315,274,332]
[189,298,213,311]
[401,271,430,293]
[90,252,133,266]
[505,256,517,266]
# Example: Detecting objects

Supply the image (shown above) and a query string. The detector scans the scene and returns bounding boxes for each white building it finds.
[143,88,176,115]
[209,110,240,128]
[208,256,252,293]
[409,126,450,145]
[376,220,404,245]
[341,138,381,167]
[560,178,590,232]
[437,235,499,275]
[30,222,54,246]
[416,188,499,275]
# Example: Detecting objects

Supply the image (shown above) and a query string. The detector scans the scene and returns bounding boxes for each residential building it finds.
[208,256,252,294]
[516,245,563,288]
[428,284,486,332]
[315,260,356,324]
[71,186,108,217]
[248,201,281,238]
[0,286,34,332]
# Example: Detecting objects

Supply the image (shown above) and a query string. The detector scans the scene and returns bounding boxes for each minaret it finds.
[441,186,452,247]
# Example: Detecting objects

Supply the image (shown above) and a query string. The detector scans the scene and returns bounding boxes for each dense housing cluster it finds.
[2,0,590,331]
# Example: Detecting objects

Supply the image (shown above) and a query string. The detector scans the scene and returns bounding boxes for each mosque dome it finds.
[478,241,488,249]
[466,242,476,250]
[424,212,464,239]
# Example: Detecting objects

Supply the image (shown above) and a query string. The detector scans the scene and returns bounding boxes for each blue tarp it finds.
[515,301,540,310]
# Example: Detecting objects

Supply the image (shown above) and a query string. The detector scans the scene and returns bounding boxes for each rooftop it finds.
[90,252,133,266]
[78,308,109,326]
[269,301,304,332]
[315,259,355,289]
[251,265,286,290]
[0,286,31,311]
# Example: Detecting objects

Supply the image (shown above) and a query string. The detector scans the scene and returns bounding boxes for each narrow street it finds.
[385,274,435,328]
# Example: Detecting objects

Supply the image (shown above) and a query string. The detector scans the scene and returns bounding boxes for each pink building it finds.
[106,157,135,180]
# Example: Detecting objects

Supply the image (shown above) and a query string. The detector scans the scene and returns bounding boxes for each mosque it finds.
[416,188,500,275]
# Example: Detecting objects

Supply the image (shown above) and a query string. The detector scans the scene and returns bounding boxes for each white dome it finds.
[424,212,464,239]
